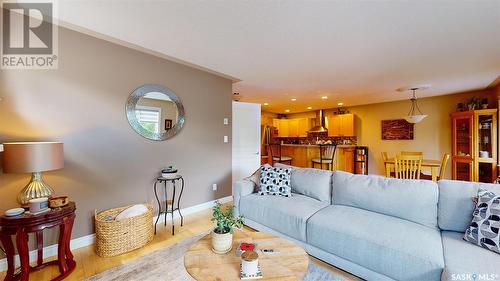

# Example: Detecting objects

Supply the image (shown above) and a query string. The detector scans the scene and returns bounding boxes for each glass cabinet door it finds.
[453,116,472,157]
[477,114,494,159]
[454,161,473,181]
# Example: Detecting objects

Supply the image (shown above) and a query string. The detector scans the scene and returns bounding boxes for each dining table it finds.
[384,158,442,181]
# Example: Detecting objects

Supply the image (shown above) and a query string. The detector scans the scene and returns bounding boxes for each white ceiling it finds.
[56,0,500,113]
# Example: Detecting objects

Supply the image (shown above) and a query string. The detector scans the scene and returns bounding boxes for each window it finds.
[135,106,161,133]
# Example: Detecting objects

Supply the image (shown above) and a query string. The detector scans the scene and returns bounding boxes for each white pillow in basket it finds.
[115,204,148,221]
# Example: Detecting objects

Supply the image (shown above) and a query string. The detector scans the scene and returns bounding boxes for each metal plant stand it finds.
[153,175,184,235]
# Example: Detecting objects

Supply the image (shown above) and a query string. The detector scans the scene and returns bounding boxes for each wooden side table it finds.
[0,202,76,281]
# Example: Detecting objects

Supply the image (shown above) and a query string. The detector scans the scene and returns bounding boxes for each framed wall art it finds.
[381,119,414,140]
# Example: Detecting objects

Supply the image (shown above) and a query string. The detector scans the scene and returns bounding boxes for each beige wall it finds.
[0,26,233,249]
[288,89,497,178]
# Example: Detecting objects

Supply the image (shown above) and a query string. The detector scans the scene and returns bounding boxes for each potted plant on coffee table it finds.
[211,200,244,254]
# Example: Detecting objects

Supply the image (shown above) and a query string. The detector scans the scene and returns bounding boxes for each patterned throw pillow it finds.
[258,165,292,197]
[464,189,500,254]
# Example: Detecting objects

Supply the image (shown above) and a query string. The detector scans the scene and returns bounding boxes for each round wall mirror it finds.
[126,84,185,141]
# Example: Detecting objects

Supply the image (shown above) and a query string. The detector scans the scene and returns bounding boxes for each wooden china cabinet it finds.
[451,109,497,183]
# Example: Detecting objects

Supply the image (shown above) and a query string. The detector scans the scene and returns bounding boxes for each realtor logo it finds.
[1,0,58,69]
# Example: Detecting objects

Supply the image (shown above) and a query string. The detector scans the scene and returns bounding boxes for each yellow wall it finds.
[288,89,497,178]
[261,111,277,126]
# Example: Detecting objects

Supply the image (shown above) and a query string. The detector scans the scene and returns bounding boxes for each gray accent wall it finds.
[0,26,233,250]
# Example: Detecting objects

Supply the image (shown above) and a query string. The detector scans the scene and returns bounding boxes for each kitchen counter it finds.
[281,144,357,148]
[267,144,358,172]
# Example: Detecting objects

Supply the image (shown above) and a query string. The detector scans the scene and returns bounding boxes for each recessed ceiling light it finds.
[285,109,290,113]
[337,102,344,106]
[307,106,312,110]
[321,96,328,100]
[263,102,269,106]
[291,98,297,101]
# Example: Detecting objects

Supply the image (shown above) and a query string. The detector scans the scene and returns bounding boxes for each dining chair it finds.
[421,153,450,181]
[312,144,337,170]
[401,151,424,156]
[382,152,396,177]
[439,153,451,180]
[269,143,293,165]
[381,152,389,162]
[394,155,423,180]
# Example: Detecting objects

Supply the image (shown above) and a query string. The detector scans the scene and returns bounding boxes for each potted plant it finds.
[465,96,481,111]
[211,201,244,254]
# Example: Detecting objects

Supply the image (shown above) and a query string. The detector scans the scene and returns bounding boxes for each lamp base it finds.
[18,172,55,206]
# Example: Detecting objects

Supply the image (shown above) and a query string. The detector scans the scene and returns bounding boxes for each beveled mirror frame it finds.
[126,84,185,141]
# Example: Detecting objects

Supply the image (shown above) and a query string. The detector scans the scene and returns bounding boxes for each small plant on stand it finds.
[211,201,244,254]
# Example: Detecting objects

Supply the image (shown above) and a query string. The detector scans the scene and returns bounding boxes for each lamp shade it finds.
[2,142,64,173]
[404,114,428,124]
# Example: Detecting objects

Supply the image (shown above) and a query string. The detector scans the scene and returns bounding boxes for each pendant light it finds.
[398,86,429,124]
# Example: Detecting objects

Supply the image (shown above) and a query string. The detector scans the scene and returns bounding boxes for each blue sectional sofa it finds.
[232,165,500,281]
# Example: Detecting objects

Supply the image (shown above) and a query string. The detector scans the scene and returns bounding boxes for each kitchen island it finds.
[276,144,357,172]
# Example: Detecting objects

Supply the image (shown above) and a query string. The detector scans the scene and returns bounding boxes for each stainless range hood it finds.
[309,110,328,133]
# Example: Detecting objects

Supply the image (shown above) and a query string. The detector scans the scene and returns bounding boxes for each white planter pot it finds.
[211,230,233,254]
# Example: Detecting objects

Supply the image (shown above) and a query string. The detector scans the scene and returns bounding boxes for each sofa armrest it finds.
[232,179,255,217]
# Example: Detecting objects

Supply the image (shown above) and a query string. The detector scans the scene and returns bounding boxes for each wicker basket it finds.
[95,204,153,257]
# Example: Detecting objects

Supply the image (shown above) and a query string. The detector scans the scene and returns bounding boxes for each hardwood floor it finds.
[0,206,360,280]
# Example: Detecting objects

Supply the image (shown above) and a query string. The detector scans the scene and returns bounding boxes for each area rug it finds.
[85,233,347,281]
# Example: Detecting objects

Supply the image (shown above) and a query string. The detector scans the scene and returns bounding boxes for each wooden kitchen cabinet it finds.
[297,118,309,137]
[334,147,355,173]
[273,118,310,137]
[273,119,289,137]
[327,114,354,137]
[288,119,299,137]
[327,116,341,136]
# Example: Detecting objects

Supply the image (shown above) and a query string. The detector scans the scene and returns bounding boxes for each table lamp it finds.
[2,142,64,206]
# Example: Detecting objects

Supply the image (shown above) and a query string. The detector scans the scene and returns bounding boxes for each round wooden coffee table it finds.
[184,230,309,280]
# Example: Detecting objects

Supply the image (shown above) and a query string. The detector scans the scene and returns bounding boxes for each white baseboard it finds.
[152,195,232,224]
[0,195,232,272]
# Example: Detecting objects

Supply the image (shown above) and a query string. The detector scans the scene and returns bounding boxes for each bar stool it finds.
[269,143,293,165]
[312,144,337,170]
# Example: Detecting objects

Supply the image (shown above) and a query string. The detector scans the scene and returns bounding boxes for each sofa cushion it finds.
[239,193,328,241]
[274,163,332,203]
[273,162,296,170]
[438,180,500,232]
[290,168,332,203]
[307,205,444,281]
[441,231,500,281]
[333,171,439,228]
[463,189,500,254]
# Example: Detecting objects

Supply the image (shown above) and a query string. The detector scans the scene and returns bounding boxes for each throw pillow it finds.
[464,189,500,254]
[259,165,292,197]
[245,164,271,192]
